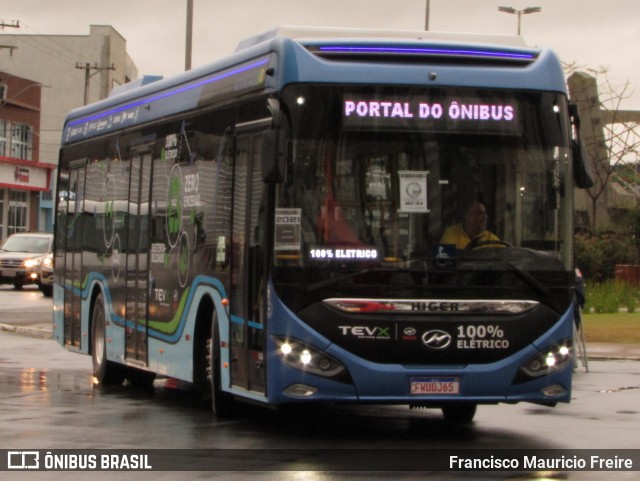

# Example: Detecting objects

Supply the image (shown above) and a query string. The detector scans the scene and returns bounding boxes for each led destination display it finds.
[343,94,520,134]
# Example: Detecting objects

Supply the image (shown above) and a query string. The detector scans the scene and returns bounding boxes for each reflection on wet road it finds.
[1,332,639,480]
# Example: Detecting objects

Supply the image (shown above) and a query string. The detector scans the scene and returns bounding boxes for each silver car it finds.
[0,232,53,290]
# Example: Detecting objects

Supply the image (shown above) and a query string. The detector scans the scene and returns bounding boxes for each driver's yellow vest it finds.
[440,224,500,250]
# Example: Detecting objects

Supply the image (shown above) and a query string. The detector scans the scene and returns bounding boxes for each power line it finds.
[12,22,94,63]
[4,34,106,97]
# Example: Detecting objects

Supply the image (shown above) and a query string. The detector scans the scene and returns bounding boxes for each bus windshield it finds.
[273,85,574,311]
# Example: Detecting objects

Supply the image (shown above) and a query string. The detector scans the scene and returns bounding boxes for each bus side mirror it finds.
[261,129,284,183]
[569,103,594,189]
[572,139,594,189]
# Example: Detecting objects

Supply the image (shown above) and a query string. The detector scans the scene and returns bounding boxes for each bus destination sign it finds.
[343,95,519,134]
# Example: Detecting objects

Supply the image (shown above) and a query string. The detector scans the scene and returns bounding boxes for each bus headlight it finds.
[273,336,346,379]
[515,340,573,383]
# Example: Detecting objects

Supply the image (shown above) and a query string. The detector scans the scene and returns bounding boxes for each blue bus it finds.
[54,27,591,422]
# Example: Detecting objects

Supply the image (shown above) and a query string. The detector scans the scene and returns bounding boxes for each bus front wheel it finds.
[194,311,235,418]
[202,311,235,417]
[91,293,125,385]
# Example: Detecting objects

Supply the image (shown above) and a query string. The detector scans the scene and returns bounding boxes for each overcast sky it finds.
[4,0,640,109]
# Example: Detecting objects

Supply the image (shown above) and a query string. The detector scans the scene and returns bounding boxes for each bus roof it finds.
[62,26,560,146]
[235,26,528,52]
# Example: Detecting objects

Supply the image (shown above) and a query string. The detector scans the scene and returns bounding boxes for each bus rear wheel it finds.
[441,403,477,424]
[91,293,125,385]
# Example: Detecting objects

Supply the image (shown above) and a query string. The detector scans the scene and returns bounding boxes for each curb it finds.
[0,323,53,340]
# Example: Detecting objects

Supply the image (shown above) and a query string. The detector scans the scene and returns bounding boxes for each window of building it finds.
[11,124,32,160]
[0,189,4,239]
[8,191,28,235]
[0,120,7,157]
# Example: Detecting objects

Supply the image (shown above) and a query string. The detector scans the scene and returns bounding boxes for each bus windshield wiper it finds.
[498,259,550,298]
[459,255,551,298]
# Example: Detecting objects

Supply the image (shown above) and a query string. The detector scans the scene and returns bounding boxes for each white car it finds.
[0,232,53,290]
[38,253,54,297]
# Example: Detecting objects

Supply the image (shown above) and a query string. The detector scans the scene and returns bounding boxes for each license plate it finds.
[410,377,460,395]
[2,270,16,278]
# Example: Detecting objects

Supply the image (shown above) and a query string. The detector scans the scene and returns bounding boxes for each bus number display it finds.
[309,248,379,260]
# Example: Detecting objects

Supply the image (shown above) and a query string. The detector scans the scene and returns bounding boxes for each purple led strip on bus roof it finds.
[318,45,536,60]
[67,57,270,127]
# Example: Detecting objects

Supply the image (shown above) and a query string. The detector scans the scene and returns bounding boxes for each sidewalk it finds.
[2,320,640,361]
[581,342,640,361]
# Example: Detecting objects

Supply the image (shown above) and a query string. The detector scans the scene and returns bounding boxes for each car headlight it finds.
[23,258,42,268]
[42,257,53,267]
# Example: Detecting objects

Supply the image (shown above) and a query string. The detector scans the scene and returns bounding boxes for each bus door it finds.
[229,126,267,394]
[124,149,153,365]
[63,160,87,348]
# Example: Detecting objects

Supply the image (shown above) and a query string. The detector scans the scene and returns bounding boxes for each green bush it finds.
[575,233,639,283]
[584,280,639,313]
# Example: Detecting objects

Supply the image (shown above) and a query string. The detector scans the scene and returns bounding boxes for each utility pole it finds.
[0,44,17,55]
[425,0,430,31]
[0,20,20,29]
[185,0,193,70]
[75,62,115,105]
[1,19,20,55]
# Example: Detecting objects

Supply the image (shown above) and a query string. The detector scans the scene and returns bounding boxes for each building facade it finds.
[0,25,138,240]
[0,72,53,239]
[568,72,640,232]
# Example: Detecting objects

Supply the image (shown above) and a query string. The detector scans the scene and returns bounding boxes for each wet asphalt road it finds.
[0,286,639,480]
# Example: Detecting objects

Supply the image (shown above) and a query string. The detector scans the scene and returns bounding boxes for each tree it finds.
[566,65,640,231]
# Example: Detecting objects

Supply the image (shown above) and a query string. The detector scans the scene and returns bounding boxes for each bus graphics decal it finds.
[68,271,229,344]
[166,163,183,248]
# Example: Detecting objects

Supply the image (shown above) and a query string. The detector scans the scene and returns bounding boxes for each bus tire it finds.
[441,403,477,424]
[204,310,235,417]
[40,285,53,297]
[91,293,125,385]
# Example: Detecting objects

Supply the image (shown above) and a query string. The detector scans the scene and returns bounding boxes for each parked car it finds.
[0,232,53,290]
[39,253,54,297]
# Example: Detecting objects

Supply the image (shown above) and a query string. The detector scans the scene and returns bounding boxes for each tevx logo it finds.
[338,325,391,339]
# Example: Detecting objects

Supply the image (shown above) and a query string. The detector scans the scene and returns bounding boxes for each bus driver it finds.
[440,200,500,249]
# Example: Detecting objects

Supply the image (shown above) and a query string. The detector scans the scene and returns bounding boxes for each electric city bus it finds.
[54,27,592,422]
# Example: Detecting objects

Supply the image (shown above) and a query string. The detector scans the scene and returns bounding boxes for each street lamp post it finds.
[498,6,541,36]
[0,82,49,109]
